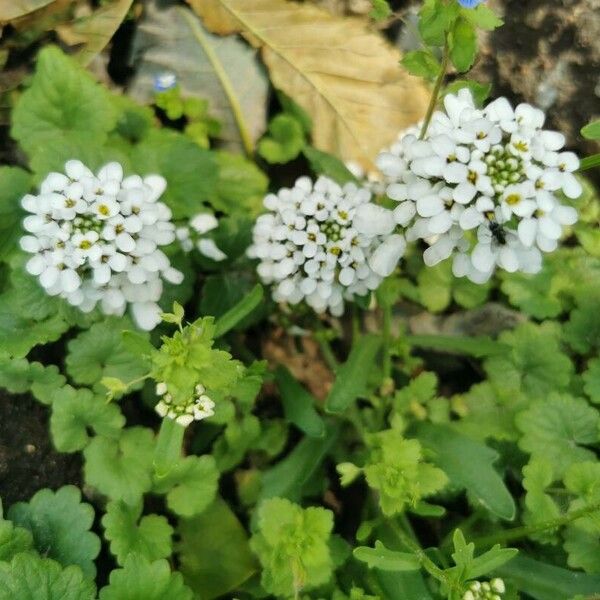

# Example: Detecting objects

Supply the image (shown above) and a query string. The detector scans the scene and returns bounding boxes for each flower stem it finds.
[381,303,393,380]
[419,36,450,140]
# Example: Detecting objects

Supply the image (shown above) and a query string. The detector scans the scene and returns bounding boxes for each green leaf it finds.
[11,46,117,161]
[0,354,65,403]
[50,386,125,452]
[419,0,459,46]
[176,497,257,599]
[581,119,600,140]
[153,418,186,478]
[497,554,600,600]
[0,554,96,600]
[407,334,508,358]
[369,0,392,21]
[153,455,219,517]
[250,497,334,597]
[564,290,600,354]
[583,358,600,403]
[275,366,325,438]
[522,458,561,542]
[276,90,313,135]
[484,322,573,399]
[66,318,150,389]
[212,151,268,216]
[563,526,600,573]
[102,500,173,566]
[444,80,491,106]
[98,554,193,600]
[0,168,30,263]
[0,520,33,562]
[257,114,305,164]
[214,284,264,337]
[326,335,381,413]
[353,541,420,571]
[302,146,358,184]
[462,4,503,30]
[416,423,516,520]
[516,394,599,477]
[84,428,155,504]
[7,486,100,578]
[401,50,440,79]
[449,17,477,73]
[132,129,218,219]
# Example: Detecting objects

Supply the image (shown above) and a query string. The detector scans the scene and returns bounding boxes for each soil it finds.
[0,390,81,507]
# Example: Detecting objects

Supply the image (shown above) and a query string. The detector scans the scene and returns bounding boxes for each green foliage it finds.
[353,541,420,571]
[581,119,600,140]
[302,146,358,184]
[364,430,447,516]
[250,498,334,597]
[369,0,392,21]
[449,17,477,73]
[0,168,30,263]
[7,487,100,578]
[258,114,305,164]
[401,50,440,79]
[0,520,33,562]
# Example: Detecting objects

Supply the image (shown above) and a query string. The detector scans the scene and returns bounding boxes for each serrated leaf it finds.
[190,0,428,169]
[583,358,600,403]
[522,458,561,542]
[153,455,219,517]
[84,428,155,504]
[563,526,600,573]
[131,129,218,219]
[416,423,516,520]
[66,318,150,389]
[419,0,458,45]
[0,554,96,600]
[176,497,257,599]
[50,386,125,452]
[449,17,477,72]
[98,554,193,600]
[129,2,268,152]
[0,168,30,262]
[102,500,173,566]
[7,486,100,578]
[11,46,117,161]
[258,113,305,164]
[564,291,600,354]
[401,50,440,79]
[516,394,599,477]
[462,4,503,30]
[353,541,420,571]
[326,335,381,413]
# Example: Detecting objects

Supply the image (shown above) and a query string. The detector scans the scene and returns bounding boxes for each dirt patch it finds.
[0,390,81,507]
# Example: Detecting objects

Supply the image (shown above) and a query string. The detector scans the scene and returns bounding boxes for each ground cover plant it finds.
[0,0,599,598]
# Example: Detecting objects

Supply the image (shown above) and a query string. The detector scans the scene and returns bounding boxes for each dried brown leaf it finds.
[187,0,429,169]
[0,0,55,24]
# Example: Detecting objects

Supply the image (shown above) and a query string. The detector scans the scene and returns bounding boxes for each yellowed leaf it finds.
[187,0,429,169]
[55,0,133,65]
[0,0,55,24]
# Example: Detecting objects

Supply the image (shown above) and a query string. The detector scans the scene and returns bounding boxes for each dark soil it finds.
[0,390,81,507]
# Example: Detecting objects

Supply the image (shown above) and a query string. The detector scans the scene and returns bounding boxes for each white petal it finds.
[444,162,468,184]
[562,174,582,199]
[423,236,454,266]
[518,219,537,247]
[97,162,123,182]
[190,213,219,234]
[369,234,406,277]
[131,301,162,330]
[144,175,167,202]
[65,160,90,181]
[198,238,227,261]
[498,247,519,272]
[353,204,395,236]
[459,207,484,230]
[416,195,444,218]
[427,211,453,234]
[553,205,577,225]
[471,243,496,273]
[393,201,416,226]
[60,269,81,293]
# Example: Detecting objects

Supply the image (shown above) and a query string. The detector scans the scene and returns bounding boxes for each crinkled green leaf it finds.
[0,353,65,403]
[0,168,30,263]
[66,318,150,389]
[522,458,561,543]
[583,358,600,403]
[50,386,125,452]
[11,46,117,161]
[98,554,193,600]
[257,114,305,164]
[563,527,600,573]
[84,428,155,504]
[564,291,600,355]
[516,394,599,477]
[153,455,219,517]
[250,497,334,597]
[0,520,33,562]
[484,322,573,399]
[7,486,100,578]
[177,497,257,599]
[102,500,173,566]
[0,554,96,600]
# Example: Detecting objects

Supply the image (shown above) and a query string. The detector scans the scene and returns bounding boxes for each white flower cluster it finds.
[463,578,505,600]
[20,160,182,330]
[248,176,406,315]
[175,213,227,261]
[364,89,580,283]
[155,382,215,427]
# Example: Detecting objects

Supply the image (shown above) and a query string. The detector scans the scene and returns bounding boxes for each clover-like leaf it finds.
[153,455,219,518]
[516,394,600,477]
[66,318,150,389]
[102,500,173,566]
[50,386,125,452]
[7,486,100,578]
[0,554,96,600]
[84,428,155,504]
[98,554,193,600]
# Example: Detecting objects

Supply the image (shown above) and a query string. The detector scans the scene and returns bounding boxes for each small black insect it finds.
[489,220,506,245]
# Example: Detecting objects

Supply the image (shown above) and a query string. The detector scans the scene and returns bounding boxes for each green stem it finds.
[419,36,450,140]
[461,501,600,549]
[315,330,338,371]
[578,153,600,172]
[178,7,254,156]
[381,303,392,380]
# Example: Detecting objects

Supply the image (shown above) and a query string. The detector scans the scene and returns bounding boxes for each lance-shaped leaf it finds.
[188,0,428,169]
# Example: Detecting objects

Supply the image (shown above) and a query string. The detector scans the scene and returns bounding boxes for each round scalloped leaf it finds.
[0,554,96,600]
[583,358,600,404]
[98,554,193,600]
[102,500,173,566]
[7,486,100,578]
[0,520,33,562]
[84,428,155,504]
[0,353,65,402]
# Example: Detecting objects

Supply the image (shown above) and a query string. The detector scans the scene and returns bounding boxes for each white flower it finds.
[154,381,215,427]
[20,160,182,330]
[376,90,580,282]
[176,212,227,262]
[249,176,401,315]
